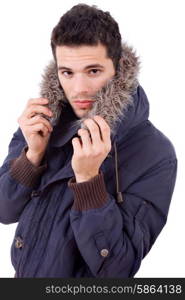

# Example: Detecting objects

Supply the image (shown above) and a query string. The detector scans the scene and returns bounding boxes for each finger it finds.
[24,105,53,119]
[83,118,102,147]
[72,137,82,155]
[27,98,49,107]
[26,123,50,137]
[26,115,53,132]
[93,115,111,143]
[77,128,92,149]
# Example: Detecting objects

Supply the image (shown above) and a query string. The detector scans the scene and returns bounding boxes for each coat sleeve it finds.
[0,127,47,224]
[68,157,177,278]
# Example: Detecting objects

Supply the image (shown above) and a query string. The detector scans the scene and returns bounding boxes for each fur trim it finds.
[39,42,140,134]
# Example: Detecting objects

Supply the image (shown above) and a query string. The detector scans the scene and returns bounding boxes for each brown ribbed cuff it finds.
[10,146,47,188]
[68,172,108,211]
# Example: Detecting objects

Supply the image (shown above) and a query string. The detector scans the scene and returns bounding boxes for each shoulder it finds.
[144,121,176,160]
[117,120,177,176]
[124,120,175,158]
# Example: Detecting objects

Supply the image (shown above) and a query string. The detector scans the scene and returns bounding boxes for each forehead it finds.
[56,44,109,69]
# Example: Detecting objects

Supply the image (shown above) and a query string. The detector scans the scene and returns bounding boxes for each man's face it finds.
[56,43,115,118]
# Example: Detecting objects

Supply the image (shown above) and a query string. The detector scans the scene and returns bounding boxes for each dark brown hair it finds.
[51,4,122,70]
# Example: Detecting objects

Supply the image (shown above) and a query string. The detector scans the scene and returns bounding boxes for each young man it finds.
[0,4,177,277]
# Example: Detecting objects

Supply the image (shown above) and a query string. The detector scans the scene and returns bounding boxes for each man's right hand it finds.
[17,98,53,166]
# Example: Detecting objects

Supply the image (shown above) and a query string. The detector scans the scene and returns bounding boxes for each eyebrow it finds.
[57,64,105,71]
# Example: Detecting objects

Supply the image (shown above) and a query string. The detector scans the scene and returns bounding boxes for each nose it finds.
[72,74,90,96]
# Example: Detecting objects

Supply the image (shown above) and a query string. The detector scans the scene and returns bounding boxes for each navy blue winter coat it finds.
[0,43,177,277]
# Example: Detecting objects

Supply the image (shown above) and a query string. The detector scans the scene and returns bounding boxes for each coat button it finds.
[100,249,109,257]
[31,190,41,197]
[15,237,24,249]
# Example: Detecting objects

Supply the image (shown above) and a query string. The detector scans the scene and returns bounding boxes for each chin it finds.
[74,108,90,119]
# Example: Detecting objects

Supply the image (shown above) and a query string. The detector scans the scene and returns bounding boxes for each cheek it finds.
[59,78,71,96]
[94,76,111,91]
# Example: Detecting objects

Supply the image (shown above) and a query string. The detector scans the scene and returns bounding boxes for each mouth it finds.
[74,100,95,108]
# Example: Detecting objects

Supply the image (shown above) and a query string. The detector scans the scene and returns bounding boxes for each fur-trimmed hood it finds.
[39,42,141,137]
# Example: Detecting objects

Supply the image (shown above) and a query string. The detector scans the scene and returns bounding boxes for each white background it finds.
[0,0,184,278]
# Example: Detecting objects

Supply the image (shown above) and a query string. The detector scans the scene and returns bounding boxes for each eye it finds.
[61,71,73,78]
[88,69,101,76]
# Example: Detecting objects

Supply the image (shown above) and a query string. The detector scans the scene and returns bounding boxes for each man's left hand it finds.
[71,115,112,183]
